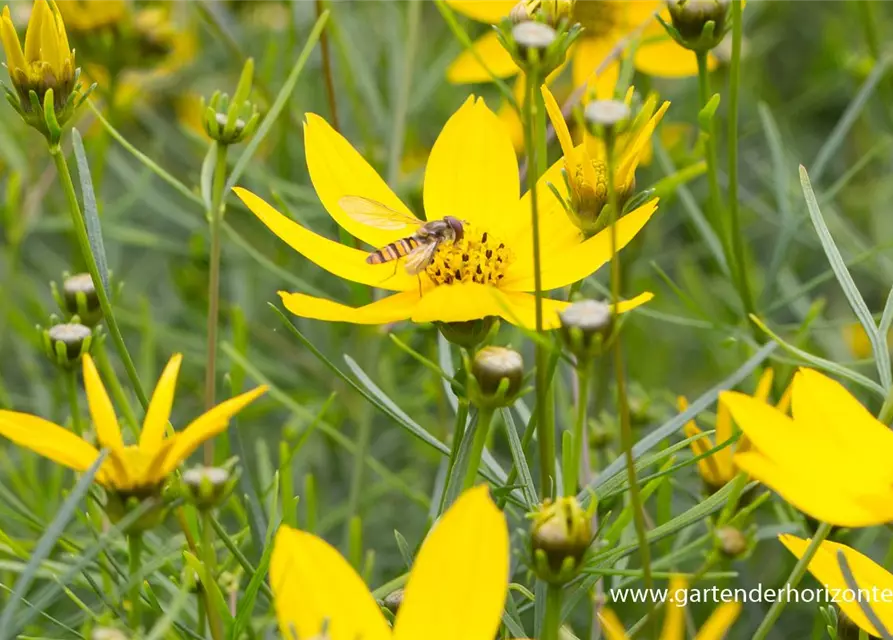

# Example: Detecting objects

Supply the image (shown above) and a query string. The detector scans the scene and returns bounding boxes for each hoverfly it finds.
[339,196,465,277]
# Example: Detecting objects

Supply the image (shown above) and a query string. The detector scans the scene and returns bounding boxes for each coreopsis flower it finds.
[722,367,893,527]
[235,96,658,329]
[447,1,708,90]
[542,84,667,234]
[682,368,791,493]
[55,0,124,32]
[271,486,509,640]
[600,576,740,639]
[0,354,266,498]
[0,0,77,117]
[781,535,893,638]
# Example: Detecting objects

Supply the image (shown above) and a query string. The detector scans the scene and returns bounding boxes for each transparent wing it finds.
[403,241,439,275]
[339,196,422,230]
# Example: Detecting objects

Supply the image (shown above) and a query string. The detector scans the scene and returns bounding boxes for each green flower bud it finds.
[52,272,102,326]
[437,317,499,350]
[469,346,525,409]
[584,99,631,131]
[715,526,747,558]
[381,588,404,615]
[104,491,168,533]
[182,465,237,510]
[498,16,581,77]
[559,299,613,362]
[530,496,592,584]
[509,1,532,24]
[202,58,260,145]
[664,0,731,53]
[41,321,94,369]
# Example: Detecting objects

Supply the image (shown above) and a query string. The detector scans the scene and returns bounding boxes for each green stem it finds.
[524,63,555,499]
[316,0,340,133]
[727,1,756,322]
[201,512,224,640]
[696,52,734,292]
[605,126,653,597]
[462,407,495,491]
[94,340,140,438]
[751,522,833,640]
[128,533,143,631]
[196,593,206,637]
[565,363,591,496]
[49,144,148,410]
[438,401,469,515]
[542,583,563,640]
[66,370,82,436]
[386,0,421,186]
[204,142,229,466]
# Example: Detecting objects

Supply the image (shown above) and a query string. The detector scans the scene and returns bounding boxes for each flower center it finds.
[425,223,513,287]
[572,1,618,38]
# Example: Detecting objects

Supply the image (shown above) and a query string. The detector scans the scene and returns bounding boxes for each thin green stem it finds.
[727,0,756,322]
[66,370,81,436]
[878,382,893,425]
[315,0,340,133]
[49,144,148,410]
[438,401,469,515]
[542,583,563,640]
[386,0,421,186]
[751,522,833,640]
[565,363,591,496]
[524,63,555,498]
[127,533,143,631]
[462,407,495,491]
[696,52,734,290]
[203,142,229,466]
[201,512,224,640]
[605,126,653,598]
[93,341,140,437]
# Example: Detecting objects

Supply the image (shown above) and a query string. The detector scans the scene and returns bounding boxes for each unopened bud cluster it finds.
[40,319,95,368]
[203,58,259,144]
[181,464,237,510]
[662,0,731,53]
[497,11,581,77]
[530,496,592,584]
[467,346,527,409]
[51,272,102,327]
[559,299,613,363]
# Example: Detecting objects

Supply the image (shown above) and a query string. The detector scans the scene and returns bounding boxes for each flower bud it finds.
[665,0,730,52]
[469,346,525,409]
[381,588,404,615]
[202,58,260,145]
[104,490,168,532]
[715,526,747,558]
[559,299,613,362]
[182,465,237,510]
[512,20,557,59]
[53,272,102,326]
[540,0,575,25]
[41,321,94,369]
[530,496,592,584]
[437,317,499,350]
[584,100,631,131]
[509,1,532,24]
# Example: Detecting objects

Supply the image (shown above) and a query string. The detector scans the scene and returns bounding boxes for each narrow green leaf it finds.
[144,582,192,640]
[501,408,537,508]
[229,521,276,640]
[801,165,890,389]
[225,10,329,192]
[200,141,217,211]
[0,451,107,638]
[393,530,414,571]
[70,129,110,295]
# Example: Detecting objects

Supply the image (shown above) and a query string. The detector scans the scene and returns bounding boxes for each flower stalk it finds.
[462,406,495,491]
[201,511,224,640]
[542,583,563,640]
[66,369,81,435]
[128,533,143,630]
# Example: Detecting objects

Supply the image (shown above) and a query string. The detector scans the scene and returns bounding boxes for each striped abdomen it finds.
[367,236,420,264]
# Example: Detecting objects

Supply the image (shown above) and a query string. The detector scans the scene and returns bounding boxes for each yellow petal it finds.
[304,112,416,248]
[694,602,741,640]
[270,526,391,640]
[279,290,420,325]
[542,84,576,160]
[0,7,25,73]
[780,535,893,638]
[446,0,516,23]
[423,96,520,242]
[502,198,659,291]
[138,354,181,451]
[616,99,670,187]
[719,391,813,465]
[446,30,519,83]
[634,29,714,78]
[659,576,687,640]
[23,0,48,62]
[82,354,124,451]
[497,96,525,152]
[791,368,893,473]
[234,187,417,292]
[48,0,69,58]
[40,0,62,72]
[733,451,893,527]
[394,486,508,640]
[598,609,630,640]
[572,37,617,96]
[0,411,102,474]
[157,386,267,477]
[683,418,719,487]
[713,400,735,481]
[753,368,774,402]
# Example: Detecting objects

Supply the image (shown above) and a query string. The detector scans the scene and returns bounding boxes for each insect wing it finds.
[339,196,422,231]
[403,241,439,275]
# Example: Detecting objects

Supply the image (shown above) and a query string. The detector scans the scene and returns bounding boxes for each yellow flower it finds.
[599,576,741,639]
[271,486,510,640]
[447,1,710,89]
[542,83,667,234]
[235,96,658,329]
[781,535,893,638]
[55,0,124,32]
[721,367,893,527]
[682,368,791,492]
[0,0,74,107]
[0,354,266,494]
